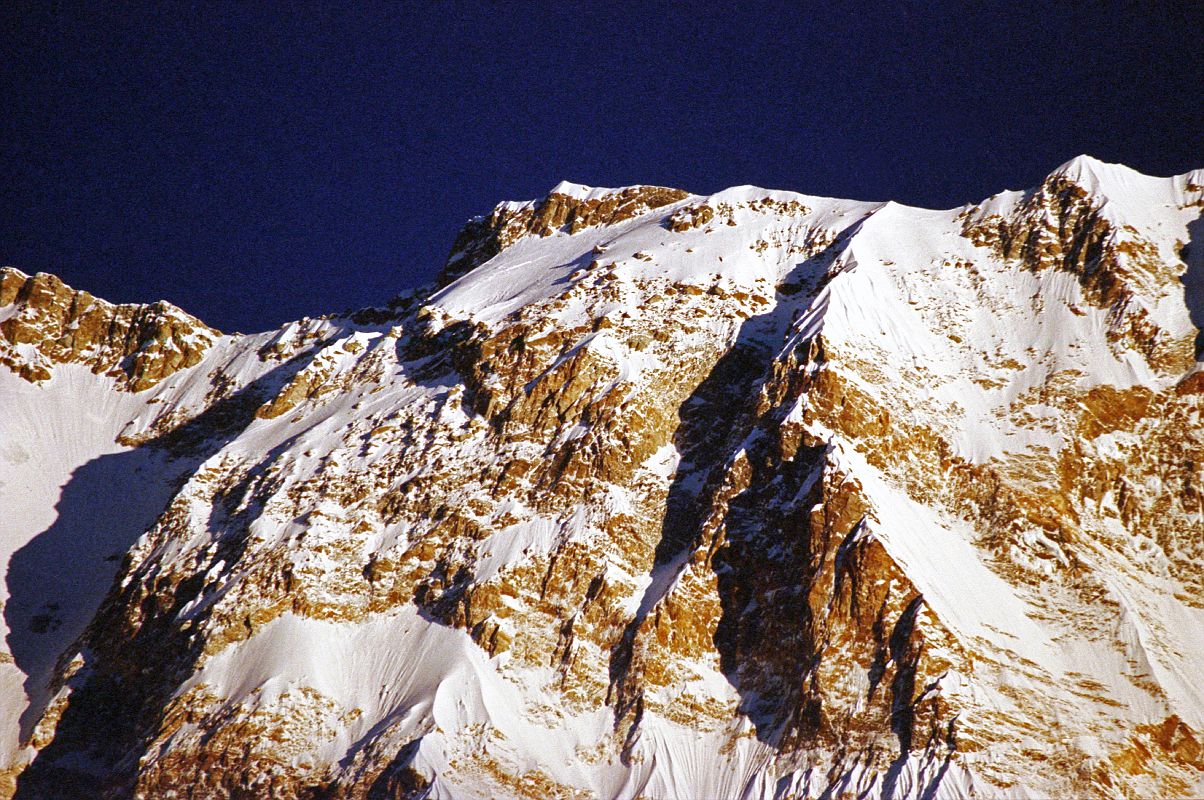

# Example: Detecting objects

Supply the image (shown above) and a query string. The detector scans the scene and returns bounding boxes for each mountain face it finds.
[0,156,1202,799]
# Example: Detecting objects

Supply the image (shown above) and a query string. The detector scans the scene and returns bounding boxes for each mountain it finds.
[1,156,1202,799]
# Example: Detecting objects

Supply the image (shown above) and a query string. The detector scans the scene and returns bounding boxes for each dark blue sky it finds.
[2,3,1201,332]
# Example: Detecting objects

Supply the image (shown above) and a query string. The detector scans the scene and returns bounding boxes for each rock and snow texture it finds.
[0,155,1202,799]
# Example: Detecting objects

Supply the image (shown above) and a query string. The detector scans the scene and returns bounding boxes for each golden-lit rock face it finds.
[962,174,1195,375]
[0,268,219,390]
[439,184,689,285]
[2,161,1203,798]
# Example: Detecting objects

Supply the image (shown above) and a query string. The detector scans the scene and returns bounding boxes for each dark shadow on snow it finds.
[9,353,317,798]
[1181,216,1204,361]
[608,232,853,755]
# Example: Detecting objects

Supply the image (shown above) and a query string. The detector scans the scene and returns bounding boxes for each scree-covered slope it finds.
[1,156,1202,799]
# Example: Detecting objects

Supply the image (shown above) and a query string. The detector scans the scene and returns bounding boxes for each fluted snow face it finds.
[1,158,1202,799]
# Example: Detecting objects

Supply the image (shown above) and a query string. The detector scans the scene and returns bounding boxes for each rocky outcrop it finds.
[0,268,219,390]
[960,167,1198,374]
[439,184,689,286]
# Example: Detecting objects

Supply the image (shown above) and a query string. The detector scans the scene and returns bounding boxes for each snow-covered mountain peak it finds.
[1047,154,1203,227]
[2,159,1203,799]
[547,179,594,196]
[543,180,684,203]
[1054,152,1129,182]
